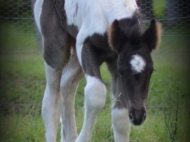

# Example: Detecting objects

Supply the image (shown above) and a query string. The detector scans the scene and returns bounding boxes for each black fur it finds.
[82,34,117,79]
[41,0,71,69]
[142,19,159,52]
[109,13,142,53]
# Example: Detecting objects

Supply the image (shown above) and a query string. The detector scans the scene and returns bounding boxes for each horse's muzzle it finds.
[129,108,146,126]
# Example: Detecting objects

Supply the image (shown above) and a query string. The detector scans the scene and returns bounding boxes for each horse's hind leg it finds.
[60,48,83,142]
[42,63,64,142]
[42,47,70,142]
[36,0,72,141]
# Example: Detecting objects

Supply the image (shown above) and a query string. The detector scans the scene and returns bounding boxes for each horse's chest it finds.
[87,33,109,50]
[83,33,117,64]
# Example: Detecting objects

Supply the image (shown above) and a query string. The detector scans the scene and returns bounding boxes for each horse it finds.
[34,0,162,141]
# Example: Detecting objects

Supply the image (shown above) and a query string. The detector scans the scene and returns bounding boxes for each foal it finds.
[34,0,162,141]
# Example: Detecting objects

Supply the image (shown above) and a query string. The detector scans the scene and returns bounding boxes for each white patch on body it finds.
[76,29,88,65]
[65,0,138,38]
[130,54,146,73]
[124,0,138,14]
[34,0,44,33]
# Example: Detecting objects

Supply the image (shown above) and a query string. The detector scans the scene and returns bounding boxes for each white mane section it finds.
[65,0,138,35]
[130,55,146,73]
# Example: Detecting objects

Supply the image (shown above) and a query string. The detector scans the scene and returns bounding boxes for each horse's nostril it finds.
[129,111,134,122]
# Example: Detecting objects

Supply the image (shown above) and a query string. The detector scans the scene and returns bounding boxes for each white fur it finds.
[112,108,131,142]
[60,53,83,142]
[34,0,44,33]
[65,0,138,40]
[130,54,146,73]
[102,0,138,24]
[43,55,82,142]
[84,75,107,110]
[42,63,63,142]
[60,69,78,142]
[60,117,65,142]
[76,75,107,142]
[76,28,88,65]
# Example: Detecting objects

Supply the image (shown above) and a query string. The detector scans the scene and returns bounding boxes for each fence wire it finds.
[0,0,190,142]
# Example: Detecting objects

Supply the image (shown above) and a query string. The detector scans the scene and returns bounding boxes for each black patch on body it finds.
[54,0,79,38]
[41,0,72,69]
[81,33,117,80]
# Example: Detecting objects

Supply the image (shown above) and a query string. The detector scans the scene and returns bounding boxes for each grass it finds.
[153,0,166,18]
[0,17,190,142]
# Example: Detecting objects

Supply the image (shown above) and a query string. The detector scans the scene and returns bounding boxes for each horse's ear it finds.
[142,19,162,52]
[108,20,124,53]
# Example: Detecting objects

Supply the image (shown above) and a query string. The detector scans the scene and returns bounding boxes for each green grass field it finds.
[0,16,190,142]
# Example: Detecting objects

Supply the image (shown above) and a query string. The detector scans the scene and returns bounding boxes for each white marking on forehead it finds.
[130,54,146,73]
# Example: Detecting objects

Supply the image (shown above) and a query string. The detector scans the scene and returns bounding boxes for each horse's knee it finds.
[42,63,63,112]
[60,68,81,91]
[85,75,107,111]
[60,73,76,105]
[60,72,74,91]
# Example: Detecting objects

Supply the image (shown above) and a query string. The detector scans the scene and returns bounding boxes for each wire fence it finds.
[0,0,190,141]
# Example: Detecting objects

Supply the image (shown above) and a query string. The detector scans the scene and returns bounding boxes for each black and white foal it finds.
[34,0,162,141]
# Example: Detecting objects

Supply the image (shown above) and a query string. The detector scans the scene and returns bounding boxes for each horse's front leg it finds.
[112,108,131,142]
[107,61,131,142]
[76,42,107,142]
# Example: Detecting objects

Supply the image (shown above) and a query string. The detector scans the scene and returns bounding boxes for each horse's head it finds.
[108,17,162,125]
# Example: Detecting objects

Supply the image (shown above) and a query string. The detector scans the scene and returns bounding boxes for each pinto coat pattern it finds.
[34,0,162,142]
